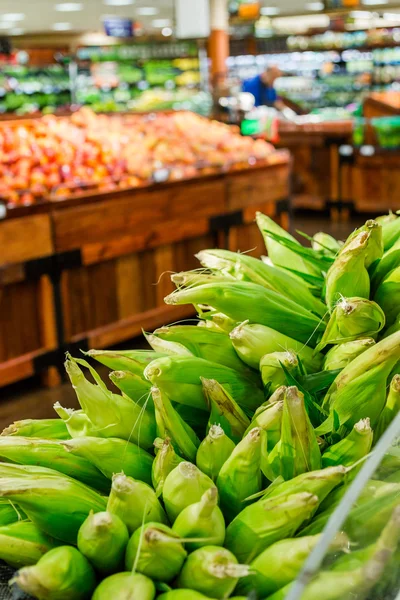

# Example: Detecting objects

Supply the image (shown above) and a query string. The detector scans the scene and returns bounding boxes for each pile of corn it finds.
[1,212,400,600]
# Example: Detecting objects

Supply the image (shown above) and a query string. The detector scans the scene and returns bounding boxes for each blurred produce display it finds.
[0,108,274,207]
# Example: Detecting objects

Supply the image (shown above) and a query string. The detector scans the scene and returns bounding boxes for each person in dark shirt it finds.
[242,65,286,109]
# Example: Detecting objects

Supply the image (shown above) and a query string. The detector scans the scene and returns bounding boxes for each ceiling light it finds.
[305,1,324,10]
[162,27,172,36]
[2,13,25,21]
[152,19,171,27]
[261,7,280,16]
[10,28,25,35]
[362,0,388,3]
[0,22,13,30]
[55,3,83,11]
[52,22,72,30]
[103,0,135,6]
[137,7,158,16]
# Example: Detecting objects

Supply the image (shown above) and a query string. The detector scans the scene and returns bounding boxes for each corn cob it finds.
[145,332,194,357]
[171,270,231,288]
[0,522,58,569]
[165,281,324,346]
[152,386,200,462]
[109,370,153,409]
[85,349,165,378]
[374,265,400,326]
[312,232,342,255]
[92,573,156,600]
[162,462,216,523]
[151,438,185,497]
[0,464,106,544]
[0,436,110,493]
[177,545,250,599]
[172,488,225,551]
[217,427,264,522]
[323,338,375,371]
[260,351,300,395]
[340,219,383,268]
[145,355,264,413]
[230,322,323,373]
[244,393,284,449]
[196,425,235,481]
[12,546,97,600]
[65,356,156,449]
[125,522,187,581]
[107,473,168,535]
[202,378,250,443]
[2,419,70,440]
[77,511,129,575]
[225,492,319,563]
[322,418,373,468]
[201,311,239,333]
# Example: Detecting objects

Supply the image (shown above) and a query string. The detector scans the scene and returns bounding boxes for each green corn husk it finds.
[260,351,300,396]
[171,270,231,288]
[152,386,200,462]
[0,437,110,493]
[107,473,168,535]
[323,338,375,371]
[173,403,210,439]
[162,462,216,523]
[85,349,165,378]
[375,375,400,441]
[0,464,106,544]
[65,356,156,449]
[269,386,321,481]
[322,418,373,468]
[370,240,400,291]
[202,312,239,333]
[230,322,323,373]
[374,265,400,326]
[202,378,251,444]
[312,232,342,255]
[383,311,400,338]
[0,499,25,526]
[177,545,250,599]
[150,325,259,382]
[318,331,400,435]
[2,419,70,440]
[217,427,264,522]
[109,371,153,409]
[125,522,187,581]
[381,214,400,250]
[92,573,156,600]
[165,281,324,347]
[196,249,326,317]
[225,492,319,564]
[0,522,58,569]
[172,488,225,551]
[77,511,129,575]
[145,355,263,413]
[53,404,99,439]
[152,438,185,497]
[144,332,194,357]
[62,436,153,486]
[325,230,371,311]
[12,546,96,600]
[158,591,210,600]
[340,219,383,268]
[316,297,385,352]
[196,425,235,481]
[237,532,348,597]
[244,393,284,449]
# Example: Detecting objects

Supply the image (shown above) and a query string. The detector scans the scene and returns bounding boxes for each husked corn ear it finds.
[125,522,187,582]
[92,573,156,600]
[177,545,250,600]
[107,473,168,535]
[374,265,400,326]
[145,355,264,413]
[109,371,153,409]
[0,463,106,544]
[202,378,250,443]
[323,338,375,371]
[225,492,319,564]
[0,436,110,493]
[0,521,58,569]
[13,546,96,600]
[162,462,216,523]
[165,281,324,346]
[2,419,70,440]
[260,351,300,396]
[312,232,342,254]
[85,349,165,378]
[322,418,373,468]
[172,488,225,551]
[77,511,129,575]
[196,425,235,481]
[152,386,200,462]
[152,438,184,497]
[62,436,153,485]
[230,322,323,373]
[375,374,400,441]
[217,427,264,522]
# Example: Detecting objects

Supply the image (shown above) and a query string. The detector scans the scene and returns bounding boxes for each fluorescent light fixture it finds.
[10,28,25,35]
[2,13,25,21]
[305,1,324,10]
[162,26,173,36]
[0,22,13,30]
[137,6,158,15]
[152,18,172,27]
[55,3,83,11]
[52,22,72,30]
[362,0,388,4]
[103,0,134,6]
[261,6,280,16]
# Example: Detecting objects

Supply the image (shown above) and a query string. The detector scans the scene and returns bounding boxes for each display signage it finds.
[103,17,134,38]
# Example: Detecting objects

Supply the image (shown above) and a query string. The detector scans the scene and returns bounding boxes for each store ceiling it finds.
[1,0,400,36]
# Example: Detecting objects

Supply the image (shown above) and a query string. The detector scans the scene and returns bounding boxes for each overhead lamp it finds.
[2,13,25,21]
[136,7,158,16]
[103,0,135,6]
[362,0,388,3]
[152,19,172,27]
[162,27,173,37]
[305,1,324,10]
[0,22,13,30]
[55,3,83,11]
[261,6,280,16]
[52,22,73,30]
